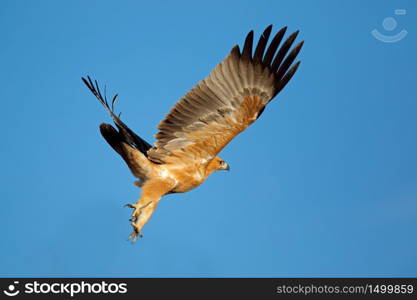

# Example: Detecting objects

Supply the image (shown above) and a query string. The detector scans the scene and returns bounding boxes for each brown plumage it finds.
[82,25,303,242]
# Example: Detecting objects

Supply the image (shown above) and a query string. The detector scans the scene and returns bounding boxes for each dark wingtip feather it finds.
[81,77,89,86]
[87,76,95,90]
[99,122,117,136]
[275,60,301,96]
[275,40,304,79]
[253,25,273,62]
[271,30,300,72]
[262,26,287,66]
[262,24,273,37]
[94,79,105,104]
[83,76,153,156]
[241,30,254,60]
[82,76,94,93]
[111,94,119,111]
[230,45,241,57]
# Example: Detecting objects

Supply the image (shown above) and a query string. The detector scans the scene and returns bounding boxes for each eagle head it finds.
[213,157,230,172]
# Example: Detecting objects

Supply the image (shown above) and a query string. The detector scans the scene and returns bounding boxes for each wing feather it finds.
[82,76,153,156]
[147,25,303,164]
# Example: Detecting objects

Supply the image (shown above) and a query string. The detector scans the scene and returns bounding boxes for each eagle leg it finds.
[127,200,159,242]
[125,201,152,222]
[126,179,175,242]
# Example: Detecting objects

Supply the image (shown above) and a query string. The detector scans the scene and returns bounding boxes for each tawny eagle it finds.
[82,25,303,242]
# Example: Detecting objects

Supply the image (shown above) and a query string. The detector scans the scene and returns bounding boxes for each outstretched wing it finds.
[147,25,303,165]
[82,76,153,156]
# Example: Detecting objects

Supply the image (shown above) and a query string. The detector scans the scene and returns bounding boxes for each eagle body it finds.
[83,25,303,241]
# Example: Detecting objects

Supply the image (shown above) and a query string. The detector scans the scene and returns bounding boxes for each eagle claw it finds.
[125,203,141,221]
[125,201,154,242]
[127,222,143,243]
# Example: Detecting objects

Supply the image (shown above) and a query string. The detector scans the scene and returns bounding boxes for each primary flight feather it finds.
[82,25,303,242]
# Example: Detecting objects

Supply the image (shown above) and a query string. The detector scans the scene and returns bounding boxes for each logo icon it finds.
[371,9,407,43]
[3,281,20,297]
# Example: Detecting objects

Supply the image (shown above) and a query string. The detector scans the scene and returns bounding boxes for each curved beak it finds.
[224,163,230,171]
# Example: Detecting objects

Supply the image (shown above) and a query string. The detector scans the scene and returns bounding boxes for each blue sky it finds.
[0,0,416,277]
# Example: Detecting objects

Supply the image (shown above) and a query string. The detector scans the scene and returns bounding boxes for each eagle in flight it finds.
[82,25,303,242]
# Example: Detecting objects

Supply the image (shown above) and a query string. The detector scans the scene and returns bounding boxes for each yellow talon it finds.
[127,222,143,243]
